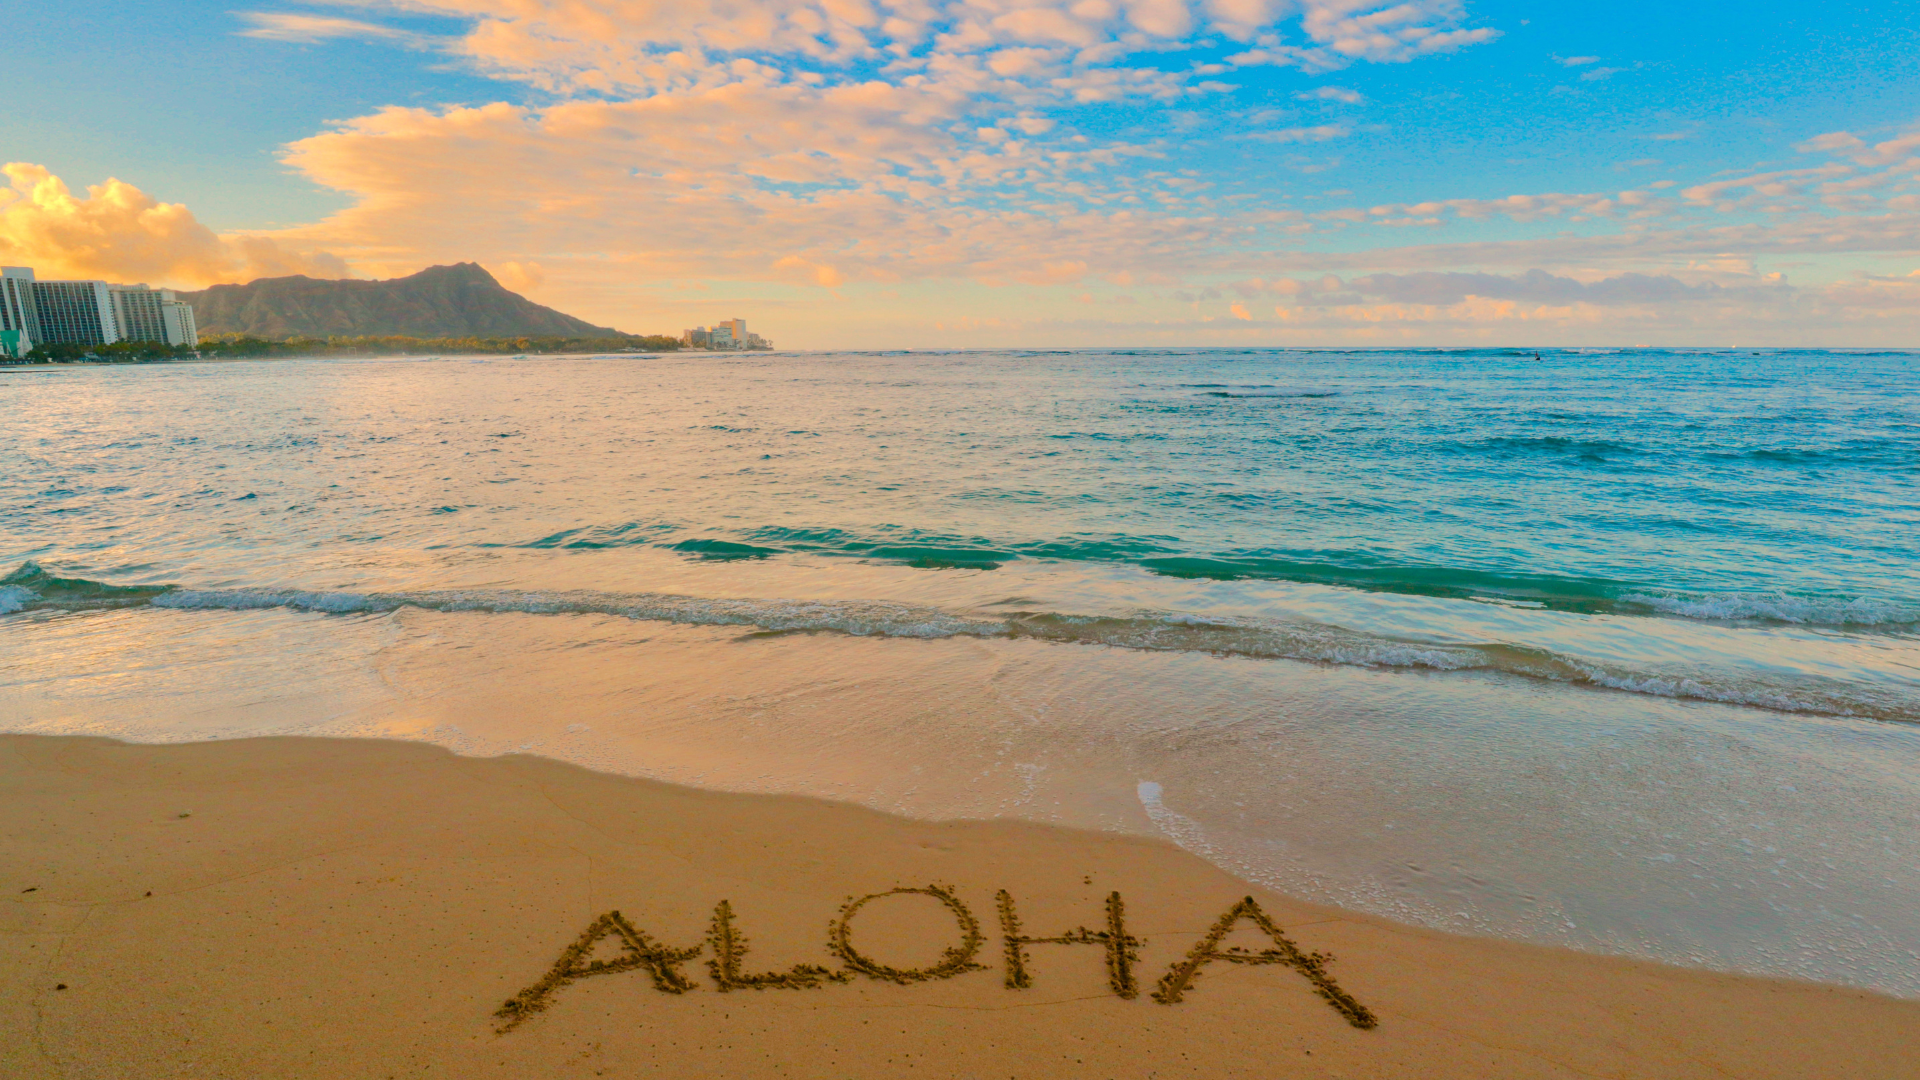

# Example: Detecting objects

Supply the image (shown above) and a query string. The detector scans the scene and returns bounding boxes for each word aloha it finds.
[497,886,1375,1031]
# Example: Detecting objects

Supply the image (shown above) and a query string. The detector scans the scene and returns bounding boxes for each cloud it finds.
[0,163,346,287]
[1330,188,1671,226]
[1794,125,1920,168]
[1232,269,1727,306]
[1187,265,1920,343]
[488,260,544,293]
[1245,124,1349,143]
[282,0,1497,95]
[1680,162,1864,209]
[271,91,1220,289]
[213,3,1920,343]
[236,12,433,48]
[1294,86,1364,103]
[236,1,1499,303]
[1347,269,1736,306]
[1797,131,1867,155]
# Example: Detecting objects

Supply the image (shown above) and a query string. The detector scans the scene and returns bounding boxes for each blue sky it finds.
[3,1,1917,346]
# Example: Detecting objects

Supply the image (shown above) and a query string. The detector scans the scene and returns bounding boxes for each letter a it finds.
[1151,897,1376,1029]
[996,890,1144,998]
[496,910,702,1031]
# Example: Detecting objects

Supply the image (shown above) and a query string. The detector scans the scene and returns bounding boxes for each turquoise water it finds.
[4,348,1920,993]
[4,347,1915,716]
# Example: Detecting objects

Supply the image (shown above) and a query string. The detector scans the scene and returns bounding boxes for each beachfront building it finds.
[29,278,117,347]
[162,294,198,347]
[0,267,199,358]
[110,283,199,347]
[680,317,771,350]
[0,268,34,359]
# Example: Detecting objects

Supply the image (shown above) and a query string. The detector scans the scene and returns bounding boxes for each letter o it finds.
[829,886,985,984]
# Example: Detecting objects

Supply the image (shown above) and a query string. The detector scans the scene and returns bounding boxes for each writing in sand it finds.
[498,885,1377,1032]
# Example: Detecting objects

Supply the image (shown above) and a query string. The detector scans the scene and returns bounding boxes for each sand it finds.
[3,733,1916,1079]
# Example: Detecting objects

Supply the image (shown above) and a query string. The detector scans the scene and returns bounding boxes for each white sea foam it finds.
[1136,780,1219,859]
[131,585,1920,724]
[1621,589,1919,626]
[152,587,1005,640]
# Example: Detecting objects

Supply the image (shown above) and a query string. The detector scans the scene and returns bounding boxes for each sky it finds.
[2,1,1917,347]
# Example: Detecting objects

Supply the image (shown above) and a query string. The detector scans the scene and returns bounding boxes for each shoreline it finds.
[5,732,1915,1079]
[0,346,775,372]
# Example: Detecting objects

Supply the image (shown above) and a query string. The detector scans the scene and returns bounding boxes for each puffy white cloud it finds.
[0,163,345,287]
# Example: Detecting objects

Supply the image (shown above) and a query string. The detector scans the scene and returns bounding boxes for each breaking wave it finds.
[5,563,1914,725]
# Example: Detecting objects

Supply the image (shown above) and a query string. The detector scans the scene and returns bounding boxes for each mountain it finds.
[176,263,621,339]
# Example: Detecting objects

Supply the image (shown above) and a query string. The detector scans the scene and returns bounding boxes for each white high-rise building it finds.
[162,295,197,347]
[0,267,199,357]
[0,267,34,359]
[110,284,199,347]
[28,279,117,347]
[680,318,769,351]
[110,284,165,343]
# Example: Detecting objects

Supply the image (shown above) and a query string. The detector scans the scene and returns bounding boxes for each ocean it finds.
[4,347,1918,994]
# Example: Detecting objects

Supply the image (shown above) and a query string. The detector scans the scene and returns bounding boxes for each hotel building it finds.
[111,283,198,348]
[680,317,770,350]
[0,267,199,358]
[0,268,34,359]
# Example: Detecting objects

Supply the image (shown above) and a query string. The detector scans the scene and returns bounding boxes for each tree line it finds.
[7,333,684,364]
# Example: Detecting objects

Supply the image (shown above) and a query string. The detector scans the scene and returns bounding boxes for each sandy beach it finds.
[5,732,1915,1080]
[11,0,1920,1067]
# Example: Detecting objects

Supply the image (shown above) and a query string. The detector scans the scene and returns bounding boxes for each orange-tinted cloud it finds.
[272,90,1212,290]
[488,260,546,293]
[0,164,346,287]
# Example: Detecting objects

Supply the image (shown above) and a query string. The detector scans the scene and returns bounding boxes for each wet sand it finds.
[4,733,1916,1079]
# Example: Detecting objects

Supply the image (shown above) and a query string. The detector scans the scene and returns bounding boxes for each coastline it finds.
[0,347,753,372]
[5,732,1915,1079]
[0,356,306,371]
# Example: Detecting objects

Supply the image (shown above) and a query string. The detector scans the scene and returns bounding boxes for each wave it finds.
[1617,589,1918,626]
[637,530,1920,629]
[1131,554,1918,627]
[145,515,1919,630]
[1200,389,1340,399]
[465,520,1920,632]
[1004,612,1917,722]
[1470,436,1641,459]
[0,562,173,611]
[4,564,1914,724]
